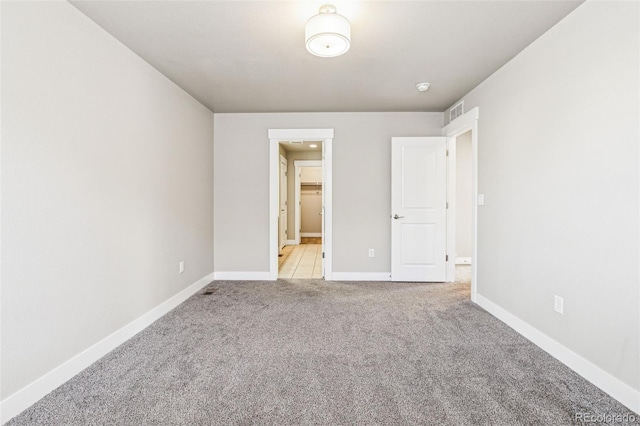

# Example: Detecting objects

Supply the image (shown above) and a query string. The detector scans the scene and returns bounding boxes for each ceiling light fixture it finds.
[305,4,351,58]
[309,144,318,148]
[416,82,431,92]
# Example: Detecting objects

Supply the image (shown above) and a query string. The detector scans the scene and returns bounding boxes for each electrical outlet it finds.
[554,295,563,314]
[179,261,185,274]
[368,249,375,258]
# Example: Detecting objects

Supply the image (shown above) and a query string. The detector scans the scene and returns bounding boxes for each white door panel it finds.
[391,137,447,282]
[401,224,435,264]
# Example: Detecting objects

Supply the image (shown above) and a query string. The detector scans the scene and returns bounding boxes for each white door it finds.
[391,137,447,282]
[279,155,288,251]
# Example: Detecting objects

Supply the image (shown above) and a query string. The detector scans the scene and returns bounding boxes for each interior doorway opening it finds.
[443,107,479,301]
[269,129,333,281]
[295,161,323,244]
[454,131,473,265]
[453,130,472,285]
[277,143,324,279]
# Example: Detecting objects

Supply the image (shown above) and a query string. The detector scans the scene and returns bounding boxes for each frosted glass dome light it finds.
[305,5,351,58]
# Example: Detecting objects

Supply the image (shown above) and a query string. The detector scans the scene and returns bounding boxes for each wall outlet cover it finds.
[554,295,563,314]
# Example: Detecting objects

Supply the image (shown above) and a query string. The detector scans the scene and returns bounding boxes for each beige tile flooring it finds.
[278,244,323,279]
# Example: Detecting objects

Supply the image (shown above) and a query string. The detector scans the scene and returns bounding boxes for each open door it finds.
[391,137,448,282]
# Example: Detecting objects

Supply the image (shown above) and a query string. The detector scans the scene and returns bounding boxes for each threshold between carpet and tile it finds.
[7,266,635,425]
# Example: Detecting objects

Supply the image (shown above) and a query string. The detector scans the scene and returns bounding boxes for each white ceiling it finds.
[70,1,583,113]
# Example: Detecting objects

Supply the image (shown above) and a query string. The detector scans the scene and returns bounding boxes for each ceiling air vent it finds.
[450,101,464,122]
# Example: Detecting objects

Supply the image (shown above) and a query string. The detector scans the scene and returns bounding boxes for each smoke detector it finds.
[416,82,430,92]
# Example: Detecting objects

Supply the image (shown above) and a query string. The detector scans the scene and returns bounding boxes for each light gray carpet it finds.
[9,267,636,425]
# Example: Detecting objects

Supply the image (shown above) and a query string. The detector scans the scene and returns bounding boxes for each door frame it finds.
[442,107,479,302]
[269,129,333,281]
[294,160,323,244]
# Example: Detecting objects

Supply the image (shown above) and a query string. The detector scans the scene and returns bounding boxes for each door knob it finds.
[393,214,404,219]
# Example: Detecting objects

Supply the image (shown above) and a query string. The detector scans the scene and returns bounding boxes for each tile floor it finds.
[278,244,323,279]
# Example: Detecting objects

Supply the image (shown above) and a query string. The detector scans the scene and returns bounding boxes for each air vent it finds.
[450,101,464,122]
[288,140,304,145]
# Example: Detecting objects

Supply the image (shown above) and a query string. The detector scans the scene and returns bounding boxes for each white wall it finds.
[445,1,639,393]
[214,112,443,273]
[455,131,472,260]
[1,1,214,401]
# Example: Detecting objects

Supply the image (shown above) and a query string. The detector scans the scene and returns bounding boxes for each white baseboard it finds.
[455,257,472,265]
[213,271,272,281]
[475,294,640,414]
[286,240,297,245]
[300,233,322,237]
[0,272,215,425]
[331,272,391,281]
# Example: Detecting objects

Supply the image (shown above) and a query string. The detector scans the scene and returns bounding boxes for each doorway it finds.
[453,130,472,286]
[454,131,472,266]
[294,160,323,244]
[268,129,333,281]
[443,107,479,302]
[277,147,323,279]
[388,108,478,301]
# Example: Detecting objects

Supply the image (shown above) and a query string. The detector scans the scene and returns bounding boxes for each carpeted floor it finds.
[8,267,636,425]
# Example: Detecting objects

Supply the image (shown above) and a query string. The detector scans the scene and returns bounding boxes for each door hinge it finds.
[446,150,449,157]
[446,255,449,262]
[285,201,287,206]
[446,202,449,209]
[322,252,325,258]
